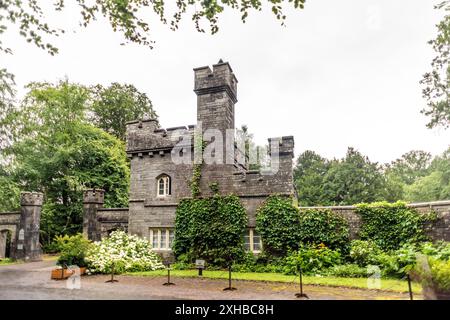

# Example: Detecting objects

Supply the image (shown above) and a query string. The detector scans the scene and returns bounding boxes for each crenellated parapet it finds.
[83,189,104,241]
[126,119,195,156]
[268,136,295,158]
[83,189,105,204]
[194,60,238,103]
[20,192,44,207]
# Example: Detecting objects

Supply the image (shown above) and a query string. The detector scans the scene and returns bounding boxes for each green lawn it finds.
[0,258,20,266]
[128,269,422,294]
[0,254,57,266]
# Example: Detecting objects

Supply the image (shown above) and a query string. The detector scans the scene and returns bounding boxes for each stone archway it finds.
[0,229,12,259]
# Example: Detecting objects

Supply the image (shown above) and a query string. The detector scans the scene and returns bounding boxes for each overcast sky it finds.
[2,0,449,164]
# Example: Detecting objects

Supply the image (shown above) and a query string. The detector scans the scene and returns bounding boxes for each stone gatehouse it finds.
[83,60,295,255]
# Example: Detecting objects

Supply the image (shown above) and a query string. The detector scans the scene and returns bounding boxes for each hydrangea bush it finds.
[85,230,164,274]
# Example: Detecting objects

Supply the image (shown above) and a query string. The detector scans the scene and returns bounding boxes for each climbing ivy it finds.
[356,201,436,250]
[297,208,350,251]
[173,194,248,267]
[255,195,301,256]
[190,133,206,198]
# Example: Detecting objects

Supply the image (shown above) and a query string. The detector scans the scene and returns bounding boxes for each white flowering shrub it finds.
[85,230,165,274]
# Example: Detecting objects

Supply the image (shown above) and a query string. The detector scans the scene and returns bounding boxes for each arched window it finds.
[157,175,171,197]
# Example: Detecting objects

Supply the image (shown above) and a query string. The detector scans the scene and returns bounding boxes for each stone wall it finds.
[0,192,43,261]
[0,212,20,259]
[82,189,130,240]
[299,200,450,242]
[96,208,129,239]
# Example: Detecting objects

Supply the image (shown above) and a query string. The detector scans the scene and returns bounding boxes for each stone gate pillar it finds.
[83,189,104,241]
[15,192,43,261]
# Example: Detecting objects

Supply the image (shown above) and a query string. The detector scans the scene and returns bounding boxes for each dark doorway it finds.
[0,230,12,259]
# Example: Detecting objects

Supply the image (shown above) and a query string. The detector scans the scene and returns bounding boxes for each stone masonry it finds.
[82,60,450,252]
[0,192,43,261]
[83,60,295,251]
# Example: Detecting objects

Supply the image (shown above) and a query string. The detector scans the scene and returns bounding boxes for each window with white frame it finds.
[150,228,174,250]
[157,175,171,197]
[244,228,262,253]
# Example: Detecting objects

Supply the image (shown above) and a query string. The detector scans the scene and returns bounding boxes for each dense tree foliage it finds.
[294,147,450,206]
[294,150,329,206]
[0,0,306,56]
[295,148,386,206]
[90,83,157,141]
[405,149,450,202]
[323,148,387,205]
[385,150,432,185]
[421,1,450,129]
[0,0,306,87]
[0,80,132,247]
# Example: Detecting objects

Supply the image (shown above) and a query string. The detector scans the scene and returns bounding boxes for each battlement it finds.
[20,192,44,206]
[126,119,195,154]
[268,136,295,157]
[83,189,105,204]
[194,60,238,103]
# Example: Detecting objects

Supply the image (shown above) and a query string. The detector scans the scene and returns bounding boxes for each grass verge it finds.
[127,269,422,294]
[0,258,20,266]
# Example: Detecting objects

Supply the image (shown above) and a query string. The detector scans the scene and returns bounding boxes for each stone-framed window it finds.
[150,228,174,250]
[244,228,262,253]
[157,175,171,197]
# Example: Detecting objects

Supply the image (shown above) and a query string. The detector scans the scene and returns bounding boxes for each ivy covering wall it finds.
[255,195,301,255]
[255,196,435,256]
[256,195,350,255]
[356,201,436,250]
[297,208,350,250]
[173,194,248,266]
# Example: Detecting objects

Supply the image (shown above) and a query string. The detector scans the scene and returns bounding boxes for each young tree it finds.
[421,1,450,129]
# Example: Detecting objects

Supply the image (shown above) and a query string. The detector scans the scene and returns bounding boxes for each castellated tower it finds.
[82,60,295,252]
[194,60,239,195]
[194,60,237,135]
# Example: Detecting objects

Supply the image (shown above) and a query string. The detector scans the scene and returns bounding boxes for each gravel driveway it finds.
[0,260,419,300]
